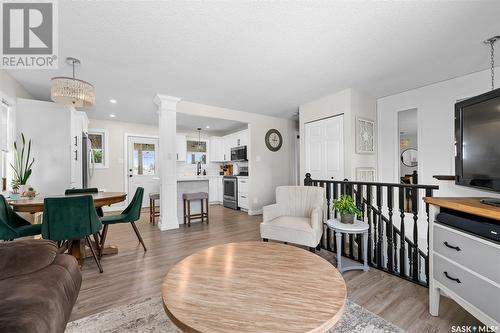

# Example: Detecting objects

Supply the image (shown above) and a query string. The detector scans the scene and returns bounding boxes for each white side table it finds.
[326,219,369,272]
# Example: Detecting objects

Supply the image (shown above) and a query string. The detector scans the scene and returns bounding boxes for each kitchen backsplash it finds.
[176,162,222,177]
[176,161,249,177]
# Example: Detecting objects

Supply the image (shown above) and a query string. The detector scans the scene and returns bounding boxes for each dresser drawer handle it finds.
[444,271,461,284]
[443,241,461,251]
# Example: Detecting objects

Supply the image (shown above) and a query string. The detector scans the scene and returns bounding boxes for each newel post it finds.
[304,173,312,186]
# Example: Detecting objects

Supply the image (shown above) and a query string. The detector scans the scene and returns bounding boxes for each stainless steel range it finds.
[223,176,238,209]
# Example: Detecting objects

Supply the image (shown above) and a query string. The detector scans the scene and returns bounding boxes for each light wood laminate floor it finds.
[73,205,480,333]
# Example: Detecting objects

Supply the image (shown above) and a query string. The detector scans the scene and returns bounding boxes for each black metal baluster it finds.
[376,185,384,267]
[332,183,339,252]
[387,186,394,272]
[366,185,373,265]
[304,173,312,186]
[356,185,363,261]
[424,188,433,284]
[393,230,398,273]
[411,187,419,282]
[399,187,406,278]
[325,182,332,250]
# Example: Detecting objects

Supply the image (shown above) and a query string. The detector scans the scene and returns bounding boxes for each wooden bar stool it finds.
[149,192,160,226]
[183,192,209,227]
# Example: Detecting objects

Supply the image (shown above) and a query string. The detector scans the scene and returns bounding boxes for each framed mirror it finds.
[401,148,418,167]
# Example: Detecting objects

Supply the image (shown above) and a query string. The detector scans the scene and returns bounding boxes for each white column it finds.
[154,94,181,231]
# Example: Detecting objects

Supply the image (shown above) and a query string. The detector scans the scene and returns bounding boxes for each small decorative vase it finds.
[340,213,355,224]
[19,184,31,196]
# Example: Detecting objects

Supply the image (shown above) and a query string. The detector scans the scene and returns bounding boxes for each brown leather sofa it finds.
[0,239,82,333]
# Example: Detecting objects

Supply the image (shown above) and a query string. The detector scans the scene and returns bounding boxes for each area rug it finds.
[66,297,405,333]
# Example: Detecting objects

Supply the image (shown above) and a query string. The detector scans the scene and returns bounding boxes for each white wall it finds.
[299,88,377,182]
[1,70,32,189]
[177,101,296,214]
[0,69,32,100]
[377,65,500,199]
[88,118,158,193]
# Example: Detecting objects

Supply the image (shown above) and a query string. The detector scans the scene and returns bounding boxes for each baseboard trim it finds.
[248,209,262,216]
[102,204,126,213]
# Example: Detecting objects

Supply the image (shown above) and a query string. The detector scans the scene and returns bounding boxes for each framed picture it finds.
[356,167,376,182]
[356,117,375,154]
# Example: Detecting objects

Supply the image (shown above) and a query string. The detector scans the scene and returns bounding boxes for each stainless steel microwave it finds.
[231,146,247,161]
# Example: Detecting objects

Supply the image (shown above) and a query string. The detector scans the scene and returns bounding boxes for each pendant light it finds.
[51,57,96,108]
[484,36,500,90]
[197,128,202,151]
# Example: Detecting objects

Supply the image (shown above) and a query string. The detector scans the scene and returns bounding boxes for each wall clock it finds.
[265,129,283,152]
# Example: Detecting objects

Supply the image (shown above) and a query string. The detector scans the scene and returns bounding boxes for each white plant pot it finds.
[19,184,31,195]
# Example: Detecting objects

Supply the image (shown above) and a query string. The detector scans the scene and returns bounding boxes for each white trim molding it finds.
[155,94,181,230]
[88,128,109,169]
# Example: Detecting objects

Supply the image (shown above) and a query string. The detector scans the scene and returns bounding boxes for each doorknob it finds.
[129,175,133,178]
[129,169,132,172]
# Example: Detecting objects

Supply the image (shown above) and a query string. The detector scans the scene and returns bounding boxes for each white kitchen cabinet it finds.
[235,129,248,147]
[238,177,249,210]
[209,136,225,162]
[217,176,223,202]
[208,176,224,204]
[70,110,88,188]
[176,135,187,161]
[209,177,218,203]
[223,134,234,161]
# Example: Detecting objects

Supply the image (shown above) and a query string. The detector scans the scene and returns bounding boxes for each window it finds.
[186,140,207,165]
[1,98,11,189]
[133,143,156,175]
[88,130,108,168]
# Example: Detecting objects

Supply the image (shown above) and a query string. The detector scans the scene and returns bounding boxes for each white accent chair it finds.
[260,186,325,250]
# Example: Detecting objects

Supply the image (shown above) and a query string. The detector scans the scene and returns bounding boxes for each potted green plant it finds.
[10,133,35,195]
[332,195,362,224]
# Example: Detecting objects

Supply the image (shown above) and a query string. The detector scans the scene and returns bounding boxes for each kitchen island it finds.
[177,177,210,224]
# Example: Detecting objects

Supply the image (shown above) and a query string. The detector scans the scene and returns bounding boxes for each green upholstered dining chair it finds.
[0,194,41,241]
[99,187,145,257]
[65,187,104,217]
[42,195,104,273]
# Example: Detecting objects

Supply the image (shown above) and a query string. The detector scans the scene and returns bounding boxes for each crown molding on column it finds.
[153,94,182,111]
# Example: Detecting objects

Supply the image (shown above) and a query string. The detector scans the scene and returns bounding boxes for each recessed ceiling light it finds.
[109,99,117,104]
[109,114,116,118]
[205,125,210,129]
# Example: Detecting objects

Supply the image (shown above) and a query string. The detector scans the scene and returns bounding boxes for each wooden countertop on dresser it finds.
[423,197,500,221]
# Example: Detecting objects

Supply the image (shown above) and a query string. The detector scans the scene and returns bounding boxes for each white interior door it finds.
[324,115,344,180]
[127,136,160,207]
[305,115,344,181]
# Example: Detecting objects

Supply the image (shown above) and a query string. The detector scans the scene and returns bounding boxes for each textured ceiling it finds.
[7,1,500,124]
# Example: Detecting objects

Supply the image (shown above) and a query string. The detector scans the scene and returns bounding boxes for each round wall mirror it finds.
[401,148,418,167]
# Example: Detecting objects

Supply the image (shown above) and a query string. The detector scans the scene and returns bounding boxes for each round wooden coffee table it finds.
[162,241,346,333]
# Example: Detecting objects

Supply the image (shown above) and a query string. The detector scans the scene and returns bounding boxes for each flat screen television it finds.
[455,88,500,195]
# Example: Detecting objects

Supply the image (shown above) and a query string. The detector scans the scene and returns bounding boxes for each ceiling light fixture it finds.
[51,57,95,108]
[109,114,116,118]
[197,127,202,150]
[484,36,500,90]
[109,99,117,104]
[205,125,210,129]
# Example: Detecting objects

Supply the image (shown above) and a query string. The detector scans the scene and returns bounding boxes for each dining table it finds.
[9,191,127,265]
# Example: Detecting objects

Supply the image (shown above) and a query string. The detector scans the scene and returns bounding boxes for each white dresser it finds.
[426,197,500,327]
